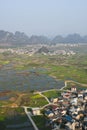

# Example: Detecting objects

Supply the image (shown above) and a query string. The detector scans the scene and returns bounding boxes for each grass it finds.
[29,94,48,107]
[32,115,51,130]
[19,54,87,84]
[44,64,87,84]
[0,53,87,84]
[0,60,9,65]
[6,115,28,125]
[42,90,61,99]
[0,53,87,107]
[0,107,29,129]
[18,93,48,107]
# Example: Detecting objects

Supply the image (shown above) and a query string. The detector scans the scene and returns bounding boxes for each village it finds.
[26,86,87,130]
[0,44,76,56]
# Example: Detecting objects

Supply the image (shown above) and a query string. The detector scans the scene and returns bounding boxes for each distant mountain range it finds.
[0,30,87,45]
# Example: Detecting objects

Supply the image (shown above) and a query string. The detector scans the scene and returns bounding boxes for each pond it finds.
[0,64,64,92]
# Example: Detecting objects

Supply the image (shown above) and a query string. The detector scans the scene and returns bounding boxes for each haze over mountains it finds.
[0,30,87,45]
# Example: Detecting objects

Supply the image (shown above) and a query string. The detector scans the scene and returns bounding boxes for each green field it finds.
[21,93,48,107]
[0,107,29,130]
[0,53,87,84]
[0,52,87,106]
[42,90,61,99]
[32,115,51,130]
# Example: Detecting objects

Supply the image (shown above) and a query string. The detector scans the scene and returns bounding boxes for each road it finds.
[38,92,51,103]
[23,106,39,130]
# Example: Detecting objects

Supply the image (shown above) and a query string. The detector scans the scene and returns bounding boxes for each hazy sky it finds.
[0,0,87,36]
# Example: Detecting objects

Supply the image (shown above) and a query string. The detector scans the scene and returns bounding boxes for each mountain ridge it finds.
[0,30,87,45]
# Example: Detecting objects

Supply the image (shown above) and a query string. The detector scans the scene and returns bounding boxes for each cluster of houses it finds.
[0,44,76,56]
[41,87,87,130]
